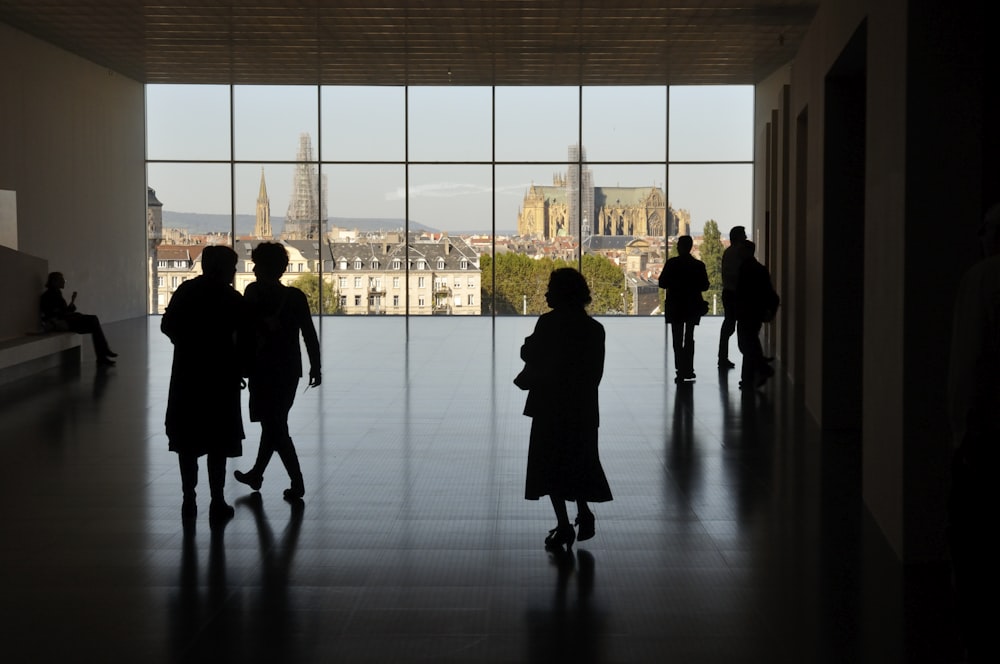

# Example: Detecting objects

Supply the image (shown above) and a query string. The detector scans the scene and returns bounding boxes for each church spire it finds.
[254,167,272,239]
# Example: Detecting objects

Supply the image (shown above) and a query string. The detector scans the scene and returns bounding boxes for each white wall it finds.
[0,22,146,322]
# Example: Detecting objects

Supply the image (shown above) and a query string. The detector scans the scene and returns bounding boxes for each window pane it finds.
[146,85,230,160]
[495,87,579,162]
[408,165,492,236]
[146,163,232,314]
[582,164,668,316]
[321,86,405,162]
[669,86,754,162]
[582,86,666,162]
[407,165,488,315]
[324,164,406,315]
[667,164,752,318]
[492,165,578,316]
[234,86,319,161]
[326,164,406,223]
[668,164,752,239]
[408,87,492,161]
[234,163,296,240]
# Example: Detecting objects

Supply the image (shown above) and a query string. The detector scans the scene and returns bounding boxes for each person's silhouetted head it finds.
[979,203,1000,258]
[545,267,592,310]
[45,272,65,289]
[740,240,756,259]
[730,226,747,243]
[251,242,289,281]
[676,235,694,255]
[201,245,238,285]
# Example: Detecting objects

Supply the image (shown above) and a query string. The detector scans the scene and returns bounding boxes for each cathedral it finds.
[517,176,683,240]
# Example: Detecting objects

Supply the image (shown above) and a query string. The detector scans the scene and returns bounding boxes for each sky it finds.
[145,85,754,236]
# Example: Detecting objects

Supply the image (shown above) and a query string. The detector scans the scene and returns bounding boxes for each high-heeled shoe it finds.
[575,512,595,541]
[544,523,576,551]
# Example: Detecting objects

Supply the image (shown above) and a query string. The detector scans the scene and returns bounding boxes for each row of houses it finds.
[153,233,482,316]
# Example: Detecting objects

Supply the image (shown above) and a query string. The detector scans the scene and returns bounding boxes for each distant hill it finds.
[161,211,443,236]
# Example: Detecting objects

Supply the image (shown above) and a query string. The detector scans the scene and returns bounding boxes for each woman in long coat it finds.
[518,267,612,551]
[161,245,245,523]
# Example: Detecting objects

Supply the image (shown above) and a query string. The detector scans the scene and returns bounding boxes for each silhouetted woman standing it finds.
[162,245,245,523]
[233,242,320,501]
[517,267,612,551]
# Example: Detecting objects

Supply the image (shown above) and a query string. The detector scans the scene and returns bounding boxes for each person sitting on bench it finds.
[40,272,117,366]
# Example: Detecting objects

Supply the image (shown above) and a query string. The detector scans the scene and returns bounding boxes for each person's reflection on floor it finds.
[668,382,697,506]
[168,522,201,663]
[672,381,695,448]
[236,493,305,659]
[167,518,233,662]
[525,550,603,664]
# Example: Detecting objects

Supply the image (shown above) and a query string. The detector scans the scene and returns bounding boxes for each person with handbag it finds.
[658,235,710,383]
[516,268,612,552]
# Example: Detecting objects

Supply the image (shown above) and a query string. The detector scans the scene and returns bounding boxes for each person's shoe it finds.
[575,512,596,541]
[105,351,118,358]
[718,359,736,369]
[97,356,116,367]
[234,469,263,491]
[283,481,305,501]
[208,500,235,522]
[544,524,576,551]
[181,498,197,521]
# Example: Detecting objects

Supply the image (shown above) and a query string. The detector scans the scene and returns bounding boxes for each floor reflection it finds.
[0,317,964,663]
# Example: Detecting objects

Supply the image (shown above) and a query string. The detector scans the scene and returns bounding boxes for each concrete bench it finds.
[0,332,82,385]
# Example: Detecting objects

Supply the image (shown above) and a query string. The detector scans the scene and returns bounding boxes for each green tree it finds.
[580,253,630,314]
[481,252,546,314]
[483,251,630,315]
[290,274,340,314]
[699,220,725,315]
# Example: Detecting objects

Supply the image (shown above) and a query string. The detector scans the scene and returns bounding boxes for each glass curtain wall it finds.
[146,84,753,317]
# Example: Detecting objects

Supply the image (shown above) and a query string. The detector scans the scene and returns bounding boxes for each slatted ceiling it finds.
[0,1,817,86]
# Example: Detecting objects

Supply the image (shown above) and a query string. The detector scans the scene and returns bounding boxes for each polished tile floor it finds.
[0,317,963,663]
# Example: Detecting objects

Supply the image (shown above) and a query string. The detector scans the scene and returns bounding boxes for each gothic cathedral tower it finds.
[283,133,326,240]
[254,167,272,239]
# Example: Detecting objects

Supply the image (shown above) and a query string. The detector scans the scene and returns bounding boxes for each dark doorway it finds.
[822,20,867,431]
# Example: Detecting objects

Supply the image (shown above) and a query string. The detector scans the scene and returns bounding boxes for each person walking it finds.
[735,241,779,389]
[516,268,612,551]
[233,242,321,502]
[718,226,747,369]
[658,235,710,383]
[162,245,246,523]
